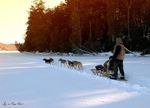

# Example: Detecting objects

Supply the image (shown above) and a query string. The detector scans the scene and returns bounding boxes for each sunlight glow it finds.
[65,89,138,108]
[44,0,65,8]
[0,0,65,44]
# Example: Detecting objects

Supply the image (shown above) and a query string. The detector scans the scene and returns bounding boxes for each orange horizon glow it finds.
[0,0,65,44]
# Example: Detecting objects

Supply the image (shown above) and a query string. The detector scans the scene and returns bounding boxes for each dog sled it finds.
[91,58,113,77]
[91,57,127,81]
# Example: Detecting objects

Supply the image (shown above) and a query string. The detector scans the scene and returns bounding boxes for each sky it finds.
[0,0,65,44]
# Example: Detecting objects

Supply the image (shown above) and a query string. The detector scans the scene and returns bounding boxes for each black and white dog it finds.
[58,58,68,66]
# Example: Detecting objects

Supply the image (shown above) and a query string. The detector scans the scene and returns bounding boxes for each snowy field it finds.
[0,51,150,108]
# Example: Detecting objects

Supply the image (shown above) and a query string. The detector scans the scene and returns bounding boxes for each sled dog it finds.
[43,58,54,64]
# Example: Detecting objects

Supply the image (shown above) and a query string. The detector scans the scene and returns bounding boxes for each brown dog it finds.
[67,60,83,70]
[72,61,83,70]
[67,60,74,68]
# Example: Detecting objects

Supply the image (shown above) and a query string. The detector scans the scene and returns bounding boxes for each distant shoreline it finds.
[0,43,17,51]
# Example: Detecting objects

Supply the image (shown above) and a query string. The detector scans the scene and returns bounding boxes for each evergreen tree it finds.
[24,0,47,52]
[66,0,82,50]
[20,0,150,53]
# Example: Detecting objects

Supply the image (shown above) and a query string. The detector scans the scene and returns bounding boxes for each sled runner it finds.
[91,69,112,77]
[91,69,127,81]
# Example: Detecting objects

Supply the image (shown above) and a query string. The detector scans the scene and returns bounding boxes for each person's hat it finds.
[116,37,123,44]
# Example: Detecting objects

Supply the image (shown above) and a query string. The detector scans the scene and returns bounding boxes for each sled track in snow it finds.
[46,63,150,94]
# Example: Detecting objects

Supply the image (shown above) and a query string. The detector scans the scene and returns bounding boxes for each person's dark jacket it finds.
[113,45,121,59]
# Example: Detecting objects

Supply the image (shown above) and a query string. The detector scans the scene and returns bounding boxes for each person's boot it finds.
[119,76,125,80]
[109,75,117,80]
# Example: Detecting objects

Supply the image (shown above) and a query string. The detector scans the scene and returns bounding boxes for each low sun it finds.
[45,0,65,8]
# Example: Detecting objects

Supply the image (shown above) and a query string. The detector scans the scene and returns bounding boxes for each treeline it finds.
[17,0,150,53]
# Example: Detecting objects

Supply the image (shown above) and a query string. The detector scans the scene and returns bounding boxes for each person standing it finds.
[110,37,133,80]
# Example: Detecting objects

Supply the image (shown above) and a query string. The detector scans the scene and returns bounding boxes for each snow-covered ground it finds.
[0,51,150,108]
